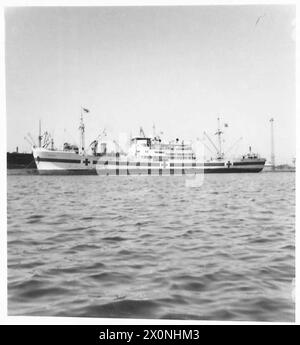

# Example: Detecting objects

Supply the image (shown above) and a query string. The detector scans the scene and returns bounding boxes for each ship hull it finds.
[33,148,265,175]
[7,152,37,169]
[37,169,98,175]
[204,167,264,173]
[33,148,97,174]
[36,167,264,175]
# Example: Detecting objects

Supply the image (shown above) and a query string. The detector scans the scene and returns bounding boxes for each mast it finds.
[79,108,85,154]
[270,118,275,171]
[152,123,156,138]
[38,119,42,148]
[139,126,146,138]
[215,117,223,159]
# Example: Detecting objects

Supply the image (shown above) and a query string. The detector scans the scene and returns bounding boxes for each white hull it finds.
[33,148,266,175]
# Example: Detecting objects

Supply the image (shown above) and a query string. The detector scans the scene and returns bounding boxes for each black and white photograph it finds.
[3,2,296,323]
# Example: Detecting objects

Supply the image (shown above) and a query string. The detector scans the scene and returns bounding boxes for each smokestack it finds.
[270,118,275,171]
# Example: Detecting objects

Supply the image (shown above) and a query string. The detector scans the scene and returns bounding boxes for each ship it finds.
[7,125,39,172]
[7,150,36,170]
[32,109,266,175]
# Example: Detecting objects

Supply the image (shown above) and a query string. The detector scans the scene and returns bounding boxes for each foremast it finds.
[215,117,224,160]
[79,106,90,155]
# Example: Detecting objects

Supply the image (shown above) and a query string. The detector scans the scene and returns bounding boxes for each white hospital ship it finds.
[32,110,266,175]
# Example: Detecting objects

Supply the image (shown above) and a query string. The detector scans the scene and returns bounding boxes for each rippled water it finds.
[7,172,295,321]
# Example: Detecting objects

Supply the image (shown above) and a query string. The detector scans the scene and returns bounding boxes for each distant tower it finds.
[270,118,275,171]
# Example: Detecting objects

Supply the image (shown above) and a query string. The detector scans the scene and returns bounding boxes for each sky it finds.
[5,5,295,164]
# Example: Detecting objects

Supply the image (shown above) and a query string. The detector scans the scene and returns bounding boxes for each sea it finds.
[7,172,295,321]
